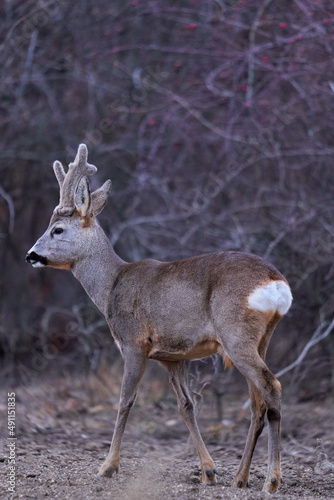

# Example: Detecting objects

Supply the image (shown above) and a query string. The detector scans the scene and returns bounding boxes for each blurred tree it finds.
[0,0,333,397]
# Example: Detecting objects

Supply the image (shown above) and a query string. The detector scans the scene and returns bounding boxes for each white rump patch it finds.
[248,281,292,315]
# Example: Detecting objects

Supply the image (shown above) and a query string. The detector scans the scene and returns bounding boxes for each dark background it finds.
[0,0,333,402]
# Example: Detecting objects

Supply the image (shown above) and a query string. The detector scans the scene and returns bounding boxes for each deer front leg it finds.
[162,361,217,485]
[99,347,146,478]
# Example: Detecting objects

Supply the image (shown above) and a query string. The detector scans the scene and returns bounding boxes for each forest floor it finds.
[1,363,334,500]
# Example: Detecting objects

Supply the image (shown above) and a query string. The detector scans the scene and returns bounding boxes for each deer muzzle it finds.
[25,251,48,268]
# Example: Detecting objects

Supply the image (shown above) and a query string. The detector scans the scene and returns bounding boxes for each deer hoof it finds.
[231,477,248,489]
[106,466,114,476]
[263,476,280,494]
[203,467,217,485]
[99,465,118,478]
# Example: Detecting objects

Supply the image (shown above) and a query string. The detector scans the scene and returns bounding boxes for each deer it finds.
[26,144,292,493]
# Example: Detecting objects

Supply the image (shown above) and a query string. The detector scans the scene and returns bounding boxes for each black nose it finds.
[26,251,47,265]
[26,252,36,263]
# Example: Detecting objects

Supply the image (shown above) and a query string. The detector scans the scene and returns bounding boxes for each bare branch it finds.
[246,0,273,106]
[275,318,334,378]
[243,318,334,410]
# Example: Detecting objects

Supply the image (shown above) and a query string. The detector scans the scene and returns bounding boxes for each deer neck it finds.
[72,224,124,315]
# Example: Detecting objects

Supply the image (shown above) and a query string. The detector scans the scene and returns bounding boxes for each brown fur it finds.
[222,350,234,369]
[81,213,93,228]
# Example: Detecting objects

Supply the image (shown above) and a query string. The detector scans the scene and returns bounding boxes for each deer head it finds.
[26,144,111,270]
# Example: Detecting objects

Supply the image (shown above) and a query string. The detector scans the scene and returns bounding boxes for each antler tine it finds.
[71,144,97,175]
[53,160,66,188]
[58,144,97,209]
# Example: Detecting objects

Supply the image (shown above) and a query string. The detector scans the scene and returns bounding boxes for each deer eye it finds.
[53,227,64,235]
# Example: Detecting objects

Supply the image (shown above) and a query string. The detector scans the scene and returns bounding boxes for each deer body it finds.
[104,252,286,361]
[26,145,292,493]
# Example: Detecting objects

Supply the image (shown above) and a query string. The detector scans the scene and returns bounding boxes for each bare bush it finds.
[0,0,333,397]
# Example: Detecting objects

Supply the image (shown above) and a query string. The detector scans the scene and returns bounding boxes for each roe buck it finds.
[26,144,292,493]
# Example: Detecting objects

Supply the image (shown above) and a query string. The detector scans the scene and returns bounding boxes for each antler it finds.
[53,144,97,214]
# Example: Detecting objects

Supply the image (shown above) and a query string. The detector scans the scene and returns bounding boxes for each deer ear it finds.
[91,180,112,215]
[74,177,91,217]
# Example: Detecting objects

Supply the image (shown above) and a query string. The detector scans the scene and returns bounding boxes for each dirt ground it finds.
[1,367,334,500]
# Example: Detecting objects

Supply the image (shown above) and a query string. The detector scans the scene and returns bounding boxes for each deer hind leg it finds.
[230,350,282,494]
[99,348,146,478]
[232,381,266,489]
[161,360,217,485]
